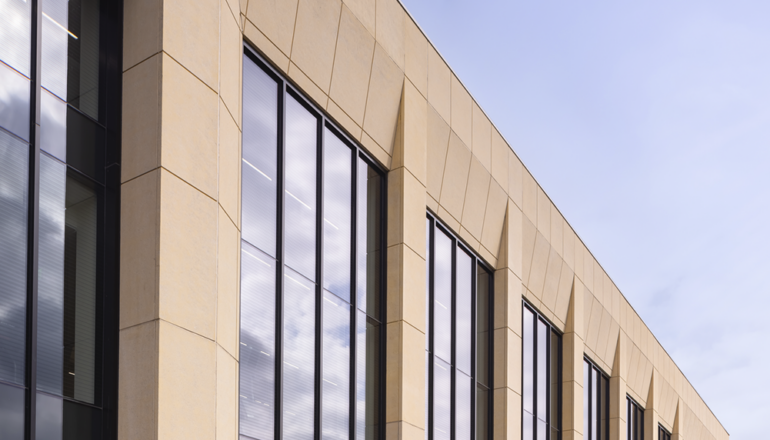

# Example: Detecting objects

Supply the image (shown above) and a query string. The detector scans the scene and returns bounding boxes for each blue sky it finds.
[400,0,770,437]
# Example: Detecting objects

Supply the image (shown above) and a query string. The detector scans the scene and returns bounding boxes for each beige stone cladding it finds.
[120,0,728,439]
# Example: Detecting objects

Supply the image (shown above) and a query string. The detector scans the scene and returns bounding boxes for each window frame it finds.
[425,211,495,440]
[521,301,563,440]
[240,44,388,440]
[658,425,671,440]
[626,396,645,440]
[583,356,610,440]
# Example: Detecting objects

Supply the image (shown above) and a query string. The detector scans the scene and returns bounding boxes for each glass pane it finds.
[425,218,430,349]
[591,369,597,440]
[600,375,608,440]
[63,172,100,404]
[537,420,546,440]
[36,392,63,440]
[284,95,317,281]
[522,411,533,440]
[37,154,67,396]
[41,89,67,161]
[322,291,350,440]
[322,130,351,301]
[41,0,70,100]
[0,132,28,386]
[475,385,488,440]
[455,248,472,375]
[433,228,452,363]
[424,351,429,440]
[356,311,379,440]
[432,358,451,440]
[64,0,101,119]
[522,307,534,414]
[239,243,276,440]
[63,400,102,440]
[583,361,590,440]
[357,159,382,319]
[0,0,31,77]
[550,331,559,431]
[455,372,472,440]
[476,265,489,387]
[241,57,278,257]
[0,383,24,439]
[0,61,30,141]
[282,267,316,440]
[536,320,547,420]
[64,106,105,183]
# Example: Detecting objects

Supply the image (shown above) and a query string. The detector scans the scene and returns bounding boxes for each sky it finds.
[399,0,770,437]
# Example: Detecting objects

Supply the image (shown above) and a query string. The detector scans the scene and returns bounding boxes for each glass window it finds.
[0,61,31,141]
[659,425,671,440]
[0,131,29,387]
[627,397,644,440]
[584,357,609,440]
[239,50,385,440]
[522,303,561,440]
[239,243,276,440]
[0,0,32,77]
[0,383,25,439]
[426,214,494,440]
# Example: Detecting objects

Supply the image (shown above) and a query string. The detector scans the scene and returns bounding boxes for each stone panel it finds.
[123,0,162,71]
[246,0,299,56]
[375,0,405,70]
[164,0,220,90]
[363,45,404,155]
[472,103,492,171]
[438,132,471,221]
[343,0,375,35]
[404,17,428,97]
[480,178,507,256]
[329,6,375,125]
[119,321,159,440]
[461,156,491,240]
[425,104,450,200]
[450,74,472,148]
[290,0,341,92]
[427,46,450,123]
[217,207,240,359]
[491,128,508,190]
[122,54,161,183]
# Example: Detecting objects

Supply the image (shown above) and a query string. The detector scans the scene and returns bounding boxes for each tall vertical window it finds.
[627,397,644,440]
[239,47,385,440]
[522,302,562,440]
[658,425,671,440]
[0,0,121,438]
[425,213,493,440]
[583,358,609,440]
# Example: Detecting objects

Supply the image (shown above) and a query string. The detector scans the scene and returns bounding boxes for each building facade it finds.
[0,0,729,439]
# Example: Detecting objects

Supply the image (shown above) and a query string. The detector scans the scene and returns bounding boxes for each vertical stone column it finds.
[644,372,660,440]
[609,335,628,440]
[672,400,684,440]
[492,201,523,440]
[385,79,427,440]
[119,0,242,438]
[563,280,587,440]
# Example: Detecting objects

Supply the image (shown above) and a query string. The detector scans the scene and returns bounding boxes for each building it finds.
[0,0,729,439]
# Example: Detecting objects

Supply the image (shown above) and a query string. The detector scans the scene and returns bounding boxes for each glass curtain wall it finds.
[425,213,493,440]
[522,303,562,440]
[627,397,644,440]
[583,358,609,440]
[239,47,385,440]
[0,0,121,438]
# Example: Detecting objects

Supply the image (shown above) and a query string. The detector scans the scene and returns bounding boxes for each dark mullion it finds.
[470,258,477,440]
[546,322,550,440]
[557,332,562,440]
[427,216,435,440]
[450,238,457,440]
[24,0,43,438]
[274,80,287,440]
[315,115,326,440]
[377,164,387,440]
[349,142,358,440]
[487,269,494,440]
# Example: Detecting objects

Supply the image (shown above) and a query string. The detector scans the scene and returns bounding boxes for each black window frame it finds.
[0,0,124,438]
[627,396,644,440]
[425,211,495,440]
[658,424,671,440]
[239,44,388,440]
[583,356,610,440]
[521,301,563,440]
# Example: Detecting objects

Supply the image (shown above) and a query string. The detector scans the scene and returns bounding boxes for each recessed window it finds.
[425,214,494,440]
[658,425,671,440]
[522,302,562,440]
[627,396,644,440]
[239,47,386,440]
[583,357,609,440]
